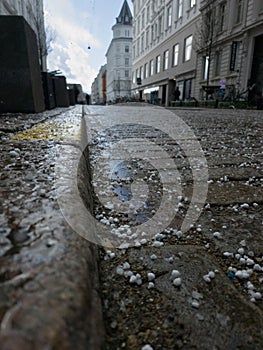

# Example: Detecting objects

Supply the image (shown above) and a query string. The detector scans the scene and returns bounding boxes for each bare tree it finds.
[195,1,218,100]
[45,24,56,56]
[27,2,56,71]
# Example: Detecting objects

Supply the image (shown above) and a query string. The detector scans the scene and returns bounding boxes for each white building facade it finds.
[195,0,263,103]
[0,0,47,71]
[131,0,263,106]
[106,0,133,102]
[91,64,107,104]
[131,0,201,106]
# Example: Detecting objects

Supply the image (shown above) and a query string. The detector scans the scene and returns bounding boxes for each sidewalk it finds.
[0,106,103,350]
[83,104,263,350]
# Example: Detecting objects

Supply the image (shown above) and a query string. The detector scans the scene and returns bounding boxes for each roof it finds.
[116,0,132,25]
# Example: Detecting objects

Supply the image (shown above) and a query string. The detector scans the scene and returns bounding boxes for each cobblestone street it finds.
[84,104,263,349]
[0,104,262,349]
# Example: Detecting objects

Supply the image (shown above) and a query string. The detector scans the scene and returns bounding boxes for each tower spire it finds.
[116,0,132,25]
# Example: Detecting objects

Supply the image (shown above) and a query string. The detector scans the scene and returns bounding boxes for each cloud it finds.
[44,0,101,92]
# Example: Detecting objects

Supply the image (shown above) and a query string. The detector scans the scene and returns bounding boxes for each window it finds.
[184,35,192,61]
[190,0,196,7]
[156,55,161,73]
[125,70,129,78]
[125,58,129,66]
[141,34,144,52]
[151,25,154,41]
[150,59,154,76]
[214,51,222,76]
[146,30,149,47]
[229,41,240,71]
[132,71,136,83]
[203,56,209,80]
[164,50,169,70]
[125,30,130,37]
[125,45,129,53]
[140,66,144,79]
[158,15,163,36]
[144,62,149,79]
[138,16,141,33]
[155,22,158,39]
[219,3,225,32]
[167,6,172,28]
[116,57,120,66]
[142,10,145,28]
[147,5,150,23]
[178,0,183,19]
[173,44,179,66]
[236,0,242,23]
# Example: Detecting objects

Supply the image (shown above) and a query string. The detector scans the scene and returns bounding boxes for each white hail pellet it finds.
[254,264,262,271]
[148,282,155,289]
[238,248,245,255]
[203,275,211,283]
[152,241,164,248]
[208,271,215,279]
[141,345,154,350]
[123,262,131,270]
[173,278,182,287]
[240,240,246,247]
[116,266,124,275]
[213,232,222,239]
[171,270,180,279]
[147,273,156,282]
[192,300,200,308]
[150,254,158,260]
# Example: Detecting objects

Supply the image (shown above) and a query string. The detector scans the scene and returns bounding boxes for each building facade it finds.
[106,0,133,102]
[0,0,47,71]
[131,0,263,106]
[131,0,201,106]
[91,64,107,104]
[195,0,263,103]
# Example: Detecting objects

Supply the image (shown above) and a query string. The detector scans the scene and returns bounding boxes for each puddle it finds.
[94,159,163,226]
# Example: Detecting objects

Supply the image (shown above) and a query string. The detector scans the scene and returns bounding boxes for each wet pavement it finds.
[0,106,103,350]
[83,104,263,349]
[0,103,262,350]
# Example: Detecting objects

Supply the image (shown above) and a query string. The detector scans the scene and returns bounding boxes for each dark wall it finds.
[0,16,45,113]
[52,76,70,107]
[251,35,263,94]
[42,72,56,110]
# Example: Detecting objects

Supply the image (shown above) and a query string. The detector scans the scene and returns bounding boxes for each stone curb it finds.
[0,106,104,350]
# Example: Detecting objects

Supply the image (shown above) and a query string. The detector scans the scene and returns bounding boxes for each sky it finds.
[44,0,133,93]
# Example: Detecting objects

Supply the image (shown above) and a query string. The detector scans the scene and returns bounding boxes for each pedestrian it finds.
[174,87,181,101]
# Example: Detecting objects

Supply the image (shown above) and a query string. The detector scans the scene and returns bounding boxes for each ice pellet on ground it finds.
[147,273,155,281]
[173,277,182,287]
[171,270,180,279]
[141,345,154,350]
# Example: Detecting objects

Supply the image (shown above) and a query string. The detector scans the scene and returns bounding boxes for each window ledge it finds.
[225,72,238,78]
